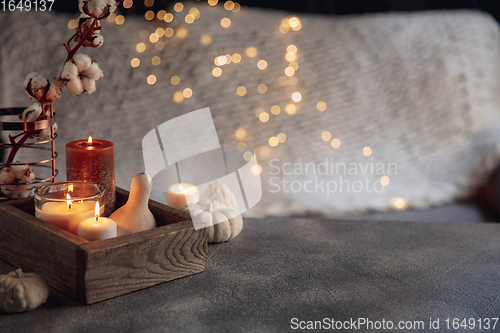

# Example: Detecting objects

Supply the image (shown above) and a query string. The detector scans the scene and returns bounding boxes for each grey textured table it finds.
[1,218,500,332]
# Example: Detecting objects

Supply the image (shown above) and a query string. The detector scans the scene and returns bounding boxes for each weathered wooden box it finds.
[0,187,208,304]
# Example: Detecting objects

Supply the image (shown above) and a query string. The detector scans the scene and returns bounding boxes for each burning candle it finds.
[167,183,199,210]
[34,182,105,235]
[66,136,115,216]
[78,202,117,241]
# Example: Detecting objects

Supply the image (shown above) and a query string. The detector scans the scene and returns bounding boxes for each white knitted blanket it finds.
[1,5,500,217]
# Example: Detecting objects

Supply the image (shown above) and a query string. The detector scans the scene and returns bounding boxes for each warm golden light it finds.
[285,104,296,115]
[291,92,302,102]
[107,11,116,22]
[289,61,299,70]
[185,14,195,24]
[259,112,270,122]
[291,23,302,31]
[277,133,286,143]
[284,66,295,76]
[288,17,300,28]
[321,131,331,141]
[331,138,341,149]
[171,75,181,85]
[144,0,154,7]
[252,164,262,175]
[232,53,242,63]
[225,54,232,64]
[165,27,174,37]
[246,47,258,58]
[164,12,174,23]
[232,2,241,12]
[212,67,222,77]
[287,44,297,54]
[189,8,200,16]
[157,10,166,20]
[176,28,187,38]
[317,101,327,112]
[257,60,268,70]
[236,86,247,96]
[174,2,184,12]
[173,92,184,103]
[268,137,279,147]
[201,34,212,45]
[236,142,246,151]
[145,10,155,20]
[115,15,125,25]
[88,136,92,145]
[362,146,372,157]
[183,88,193,98]
[68,19,76,29]
[215,55,227,66]
[66,193,72,210]
[94,201,100,220]
[278,77,288,86]
[131,58,140,68]
[136,42,146,52]
[288,76,298,86]
[380,176,390,186]
[279,24,289,34]
[208,0,218,6]
[224,0,235,10]
[255,108,265,117]
[155,27,165,37]
[147,75,157,85]
[221,18,231,28]
[123,0,133,9]
[270,105,281,115]
[235,128,246,139]
[243,151,253,161]
[285,52,296,62]
[257,84,267,94]
[260,146,270,157]
[392,197,408,210]
[149,33,159,43]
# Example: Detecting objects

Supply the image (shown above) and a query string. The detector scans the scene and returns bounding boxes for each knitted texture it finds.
[1,5,500,217]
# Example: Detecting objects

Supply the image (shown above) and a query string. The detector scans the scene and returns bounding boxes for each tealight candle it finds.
[34,182,105,235]
[78,202,117,241]
[167,183,199,210]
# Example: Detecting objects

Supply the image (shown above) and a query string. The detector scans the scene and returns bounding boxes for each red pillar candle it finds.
[66,137,115,216]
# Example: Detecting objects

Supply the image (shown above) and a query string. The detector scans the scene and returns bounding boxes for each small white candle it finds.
[35,193,103,235]
[78,202,117,241]
[167,183,199,210]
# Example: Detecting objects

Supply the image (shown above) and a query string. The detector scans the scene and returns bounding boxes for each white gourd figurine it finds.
[110,171,156,235]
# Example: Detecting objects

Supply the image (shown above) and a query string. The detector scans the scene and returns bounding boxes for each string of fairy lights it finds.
[67,0,408,211]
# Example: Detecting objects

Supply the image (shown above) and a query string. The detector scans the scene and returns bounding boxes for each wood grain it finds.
[0,188,208,304]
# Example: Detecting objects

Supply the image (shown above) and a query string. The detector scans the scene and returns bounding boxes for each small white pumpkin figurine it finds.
[110,171,156,235]
[184,200,243,243]
[201,180,240,212]
[0,269,49,312]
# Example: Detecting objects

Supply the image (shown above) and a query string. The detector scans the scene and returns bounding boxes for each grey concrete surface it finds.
[1,218,499,332]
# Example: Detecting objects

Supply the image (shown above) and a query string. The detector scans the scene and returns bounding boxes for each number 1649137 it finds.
[1,0,55,11]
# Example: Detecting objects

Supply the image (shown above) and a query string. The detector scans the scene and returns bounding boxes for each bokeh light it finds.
[277,133,286,143]
[147,75,156,85]
[145,10,155,20]
[321,131,331,141]
[201,35,212,45]
[317,101,327,111]
[235,128,246,139]
[259,112,270,122]
[257,60,268,70]
[331,138,341,149]
[285,104,297,115]
[212,67,222,77]
[232,53,242,63]
[171,75,180,85]
[380,176,390,186]
[291,92,302,102]
[362,146,372,157]
[136,42,146,52]
[221,18,231,28]
[257,84,267,94]
[176,28,187,38]
[183,88,193,98]
[236,86,247,96]
[131,58,140,68]
[152,56,161,66]
[164,13,174,22]
[174,2,184,12]
[269,137,279,147]
[270,105,281,115]
[173,92,184,103]
[246,47,258,58]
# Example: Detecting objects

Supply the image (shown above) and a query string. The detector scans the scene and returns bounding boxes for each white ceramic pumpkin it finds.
[201,180,240,213]
[0,269,49,312]
[184,200,243,243]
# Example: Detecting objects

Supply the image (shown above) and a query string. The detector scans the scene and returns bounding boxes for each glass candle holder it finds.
[34,182,104,235]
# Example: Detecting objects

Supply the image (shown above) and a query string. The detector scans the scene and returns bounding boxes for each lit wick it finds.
[66,193,72,211]
[94,201,100,222]
[87,136,93,146]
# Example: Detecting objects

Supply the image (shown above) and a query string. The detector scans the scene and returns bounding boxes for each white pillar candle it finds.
[167,183,199,210]
[35,193,104,235]
[78,202,117,241]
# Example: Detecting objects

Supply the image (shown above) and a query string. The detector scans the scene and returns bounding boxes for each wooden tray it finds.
[0,187,208,304]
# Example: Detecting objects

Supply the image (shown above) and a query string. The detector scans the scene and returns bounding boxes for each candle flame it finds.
[95,202,100,221]
[66,193,72,210]
[88,136,93,145]
[179,186,185,194]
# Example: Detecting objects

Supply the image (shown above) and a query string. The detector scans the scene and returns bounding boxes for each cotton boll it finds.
[11,163,29,180]
[35,123,57,141]
[20,103,42,122]
[0,168,16,184]
[66,78,84,96]
[12,169,35,198]
[82,62,103,81]
[60,62,79,80]
[72,54,92,72]
[23,72,49,100]
[79,0,118,19]
[81,77,97,94]
[46,78,64,102]
[83,34,104,48]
